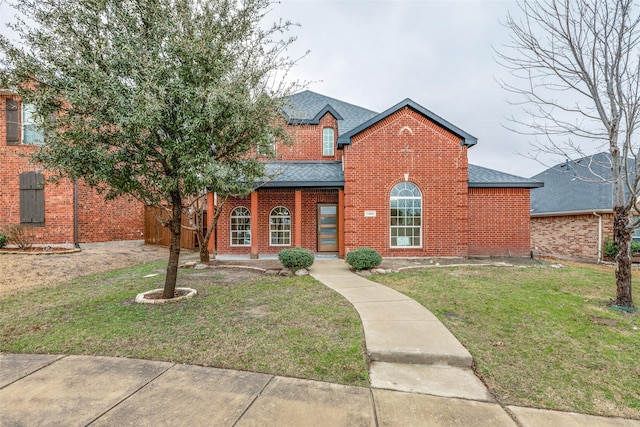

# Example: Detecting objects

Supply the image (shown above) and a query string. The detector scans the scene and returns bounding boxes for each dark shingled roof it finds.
[255,161,539,190]
[282,91,378,136]
[530,152,635,215]
[283,91,479,148]
[257,161,344,188]
[273,91,538,190]
[468,165,543,188]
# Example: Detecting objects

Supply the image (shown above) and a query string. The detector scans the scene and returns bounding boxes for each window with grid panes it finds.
[390,182,422,247]
[270,206,291,246]
[230,207,251,246]
[323,128,334,156]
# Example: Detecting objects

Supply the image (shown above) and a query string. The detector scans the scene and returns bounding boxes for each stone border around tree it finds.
[135,287,197,304]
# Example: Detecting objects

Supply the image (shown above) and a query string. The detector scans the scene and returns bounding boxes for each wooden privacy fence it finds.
[144,206,206,250]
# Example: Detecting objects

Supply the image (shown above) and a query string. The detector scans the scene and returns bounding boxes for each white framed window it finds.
[323,127,334,156]
[390,182,422,248]
[633,215,640,242]
[230,206,251,246]
[270,206,291,246]
[22,103,44,145]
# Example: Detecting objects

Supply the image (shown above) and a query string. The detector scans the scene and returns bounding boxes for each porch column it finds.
[338,189,345,258]
[206,192,215,255]
[295,189,302,247]
[250,191,259,259]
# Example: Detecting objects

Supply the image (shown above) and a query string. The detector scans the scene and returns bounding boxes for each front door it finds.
[317,204,338,252]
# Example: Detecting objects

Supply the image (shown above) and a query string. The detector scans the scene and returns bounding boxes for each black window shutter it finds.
[19,172,45,224]
[6,99,19,145]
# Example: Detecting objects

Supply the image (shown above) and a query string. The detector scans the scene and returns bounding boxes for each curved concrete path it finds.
[310,259,492,402]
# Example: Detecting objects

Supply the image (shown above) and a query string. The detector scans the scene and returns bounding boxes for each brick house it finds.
[213,91,542,258]
[1,89,144,246]
[530,152,634,263]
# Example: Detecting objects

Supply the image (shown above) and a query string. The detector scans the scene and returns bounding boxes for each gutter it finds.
[73,179,80,249]
[531,209,613,218]
[593,211,602,264]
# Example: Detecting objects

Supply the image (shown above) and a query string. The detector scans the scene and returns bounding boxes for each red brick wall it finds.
[468,188,531,256]
[212,105,535,259]
[76,183,144,242]
[342,107,469,257]
[1,94,144,245]
[278,113,342,161]
[216,189,339,255]
[531,213,613,261]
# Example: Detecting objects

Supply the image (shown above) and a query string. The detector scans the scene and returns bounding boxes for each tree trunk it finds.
[164,192,182,299]
[613,206,634,307]
[197,194,226,262]
[199,245,210,263]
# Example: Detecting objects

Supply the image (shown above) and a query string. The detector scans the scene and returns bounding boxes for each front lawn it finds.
[0,262,369,386]
[371,264,640,420]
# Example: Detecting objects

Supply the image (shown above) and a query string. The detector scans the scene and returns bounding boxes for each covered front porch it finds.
[210,162,346,259]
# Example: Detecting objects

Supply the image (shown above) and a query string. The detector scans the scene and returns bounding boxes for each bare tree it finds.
[497,0,639,308]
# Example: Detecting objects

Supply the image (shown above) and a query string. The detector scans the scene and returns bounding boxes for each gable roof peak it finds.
[337,97,478,147]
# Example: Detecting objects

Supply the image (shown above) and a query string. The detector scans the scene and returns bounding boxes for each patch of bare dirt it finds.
[0,243,174,297]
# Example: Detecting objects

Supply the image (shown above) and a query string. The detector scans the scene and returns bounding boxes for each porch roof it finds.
[257,161,344,189]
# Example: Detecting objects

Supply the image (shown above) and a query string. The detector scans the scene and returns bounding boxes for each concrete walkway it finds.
[1,259,638,426]
[311,259,491,403]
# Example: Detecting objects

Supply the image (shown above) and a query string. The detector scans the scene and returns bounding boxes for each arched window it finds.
[390,182,422,247]
[230,206,251,246]
[270,206,291,246]
[323,127,334,156]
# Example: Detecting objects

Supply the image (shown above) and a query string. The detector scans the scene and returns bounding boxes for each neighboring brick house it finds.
[1,89,144,246]
[530,152,629,262]
[214,90,542,258]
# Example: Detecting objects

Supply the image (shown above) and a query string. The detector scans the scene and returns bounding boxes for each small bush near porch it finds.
[371,264,640,420]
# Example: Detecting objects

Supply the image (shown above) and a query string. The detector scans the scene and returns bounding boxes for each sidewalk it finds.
[1,260,638,426]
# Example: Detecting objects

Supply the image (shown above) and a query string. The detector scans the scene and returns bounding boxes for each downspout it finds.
[593,212,602,264]
[73,179,80,249]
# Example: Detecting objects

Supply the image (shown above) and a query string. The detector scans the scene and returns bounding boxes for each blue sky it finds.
[1,0,564,177]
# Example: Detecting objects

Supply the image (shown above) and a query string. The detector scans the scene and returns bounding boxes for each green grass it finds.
[3,259,639,419]
[371,264,640,420]
[0,261,369,386]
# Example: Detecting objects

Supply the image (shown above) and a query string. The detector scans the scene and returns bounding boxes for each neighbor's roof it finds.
[257,161,344,188]
[468,165,543,188]
[530,152,635,215]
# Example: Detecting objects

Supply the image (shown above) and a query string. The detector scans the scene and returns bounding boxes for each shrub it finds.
[603,238,640,258]
[278,247,314,270]
[345,247,382,271]
[4,224,33,250]
[603,238,618,259]
[0,232,6,249]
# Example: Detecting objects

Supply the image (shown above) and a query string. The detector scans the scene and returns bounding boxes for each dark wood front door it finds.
[317,204,338,252]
